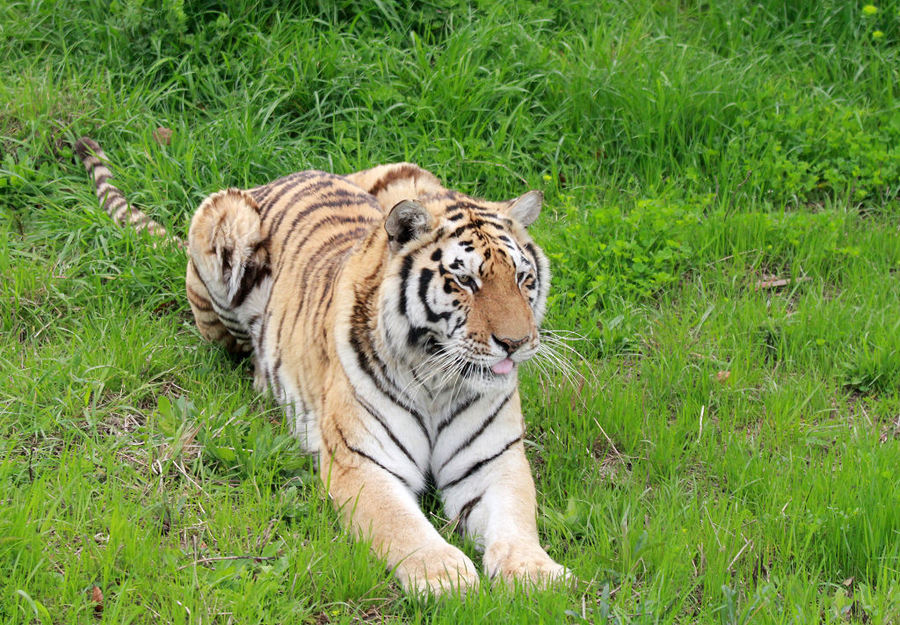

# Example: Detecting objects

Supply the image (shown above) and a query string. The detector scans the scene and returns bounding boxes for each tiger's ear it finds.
[506,190,543,227]
[385,199,434,252]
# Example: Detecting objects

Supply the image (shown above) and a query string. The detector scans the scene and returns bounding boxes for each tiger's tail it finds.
[73,137,182,246]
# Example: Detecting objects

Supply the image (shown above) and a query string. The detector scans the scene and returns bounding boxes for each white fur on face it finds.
[381,225,548,395]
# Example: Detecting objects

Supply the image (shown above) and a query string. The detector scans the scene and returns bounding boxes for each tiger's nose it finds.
[492,334,530,355]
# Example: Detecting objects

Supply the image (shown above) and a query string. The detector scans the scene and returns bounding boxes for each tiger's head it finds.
[381,190,550,392]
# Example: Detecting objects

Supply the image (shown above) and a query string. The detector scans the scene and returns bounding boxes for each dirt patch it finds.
[879,414,900,444]
[591,433,631,483]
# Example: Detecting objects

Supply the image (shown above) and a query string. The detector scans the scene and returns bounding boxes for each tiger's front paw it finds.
[484,541,570,589]
[396,544,479,597]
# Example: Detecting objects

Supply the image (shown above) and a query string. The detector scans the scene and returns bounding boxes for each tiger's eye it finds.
[457,275,477,290]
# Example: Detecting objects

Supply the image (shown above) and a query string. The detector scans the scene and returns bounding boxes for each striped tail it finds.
[73,137,182,245]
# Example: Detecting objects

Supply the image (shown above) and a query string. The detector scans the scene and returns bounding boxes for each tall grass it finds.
[2,1,899,622]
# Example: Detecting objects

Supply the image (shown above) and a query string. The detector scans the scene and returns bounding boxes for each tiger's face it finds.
[382,191,549,392]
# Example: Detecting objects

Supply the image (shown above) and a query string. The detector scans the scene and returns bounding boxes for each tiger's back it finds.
[254,171,384,447]
[186,163,451,450]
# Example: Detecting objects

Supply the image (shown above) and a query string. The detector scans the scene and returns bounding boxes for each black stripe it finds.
[222,330,250,342]
[274,298,289,346]
[293,389,308,416]
[254,171,316,208]
[435,393,479,438]
[417,268,450,322]
[268,180,377,237]
[278,194,368,244]
[96,182,121,197]
[211,301,239,322]
[225,328,250,340]
[261,177,336,234]
[420,189,455,202]
[189,264,214,299]
[292,227,369,280]
[310,260,341,323]
[457,492,484,526]
[271,355,282,388]
[355,393,419,469]
[368,164,420,197]
[335,424,411,489]
[103,195,127,212]
[286,214,376,268]
[367,344,431,445]
[406,325,429,347]
[257,309,271,353]
[262,170,317,192]
[284,227,369,333]
[214,307,241,324]
[256,171,319,216]
[190,265,236,313]
[346,256,432,446]
[442,200,482,212]
[440,435,522,490]
[447,218,506,240]
[95,185,114,200]
[524,242,544,297]
[74,137,102,159]
[218,316,246,332]
[439,392,511,470]
[187,293,214,312]
[348,327,432,446]
[273,186,368,243]
[397,254,414,317]
[230,258,271,308]
[219,316,250,337]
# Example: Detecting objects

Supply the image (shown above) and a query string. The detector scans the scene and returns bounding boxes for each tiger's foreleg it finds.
[440,407,568,588]
[186,189,269,356]
[321,398,479,595]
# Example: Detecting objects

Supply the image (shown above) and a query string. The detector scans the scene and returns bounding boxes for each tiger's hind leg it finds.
[186,259,247,354]
[186,189,270,356]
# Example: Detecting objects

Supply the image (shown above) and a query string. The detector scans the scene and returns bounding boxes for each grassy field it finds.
[2,0,899,622]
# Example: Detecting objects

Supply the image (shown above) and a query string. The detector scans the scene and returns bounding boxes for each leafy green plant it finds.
[0,146,55,195]
[841,342,900,395]
[544,193,701,354]
[728,100,900,208]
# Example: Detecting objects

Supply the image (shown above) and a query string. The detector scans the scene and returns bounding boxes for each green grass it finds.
[2,0,899,622]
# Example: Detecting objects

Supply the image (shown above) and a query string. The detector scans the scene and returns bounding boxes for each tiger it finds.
[74,137,568,595]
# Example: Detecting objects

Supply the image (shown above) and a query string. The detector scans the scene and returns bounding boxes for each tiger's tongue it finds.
[491,358,514,375]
